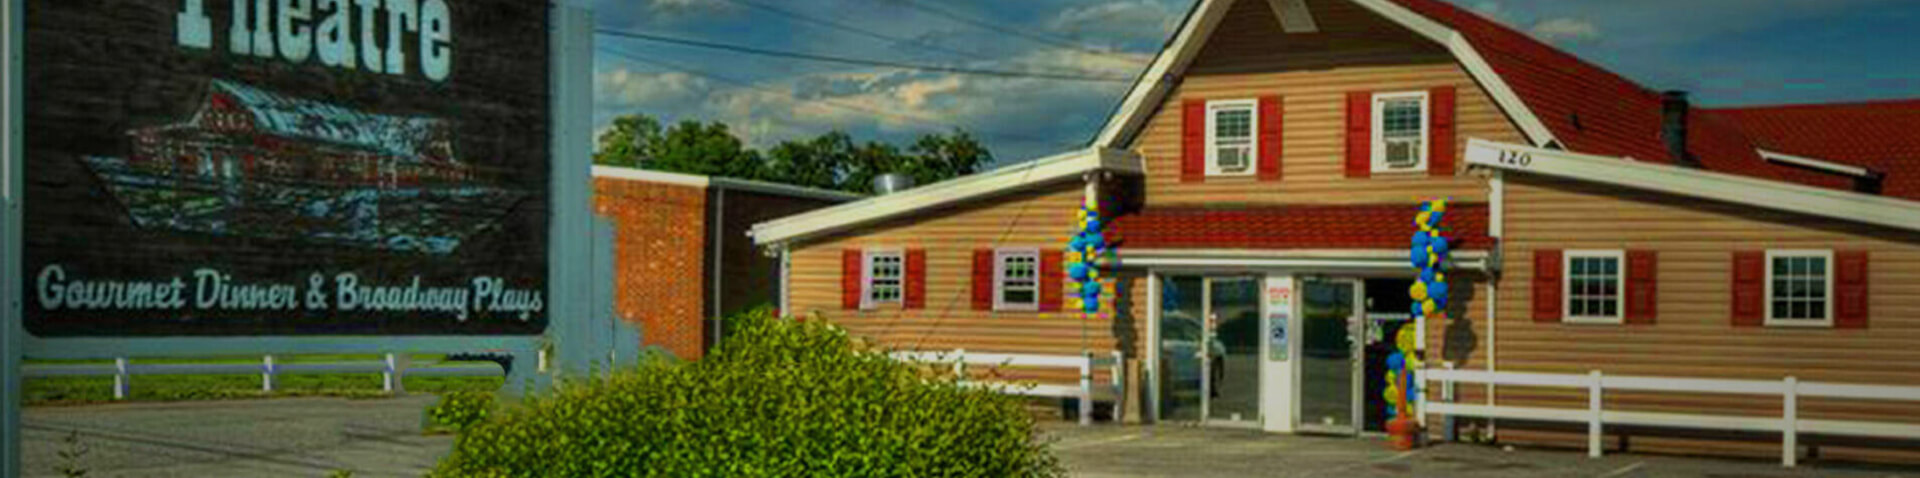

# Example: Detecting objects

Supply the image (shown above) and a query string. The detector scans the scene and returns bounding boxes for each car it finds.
[1160,311,1229,396]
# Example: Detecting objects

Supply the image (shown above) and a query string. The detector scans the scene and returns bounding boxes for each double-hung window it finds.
[1206,99,1257,176]
[995,248,1040,311]
[863,250,903,308]
[1564,250,1624,324]
[1766,250,1832,327]
[1372,91,1429,173]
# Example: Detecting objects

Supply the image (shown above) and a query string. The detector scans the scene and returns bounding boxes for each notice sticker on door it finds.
[1265,278,1292,361]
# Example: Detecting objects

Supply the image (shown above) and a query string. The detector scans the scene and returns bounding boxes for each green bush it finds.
[428,390,496,433]
[432,307,1062,477]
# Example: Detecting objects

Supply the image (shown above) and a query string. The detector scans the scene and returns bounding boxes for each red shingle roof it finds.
[1111,204,1489,250]
[1389,0,1920,201]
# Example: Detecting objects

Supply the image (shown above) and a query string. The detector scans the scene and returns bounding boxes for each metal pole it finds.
[3,0,23,472]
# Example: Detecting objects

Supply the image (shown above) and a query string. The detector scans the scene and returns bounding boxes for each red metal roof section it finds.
[1111,204,1490,250]
[1386,0,1920,201]
[1711,100,1920,199]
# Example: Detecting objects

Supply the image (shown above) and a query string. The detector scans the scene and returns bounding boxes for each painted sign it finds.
[1264,277,1292,362]
[23,0,551,336]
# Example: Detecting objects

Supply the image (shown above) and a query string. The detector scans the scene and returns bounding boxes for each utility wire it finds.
[594,28,1134,83]
[880,0,1149,65]
[595,45,1082,149]
[720,0,996,64]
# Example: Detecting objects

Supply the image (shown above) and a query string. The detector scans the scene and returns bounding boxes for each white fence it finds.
[892,349,1125,426]
[24,354,505,399]
[1423,368,1920,467]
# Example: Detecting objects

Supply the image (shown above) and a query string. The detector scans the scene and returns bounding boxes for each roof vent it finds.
[872,173,915,195]
[1661,90,1701,168]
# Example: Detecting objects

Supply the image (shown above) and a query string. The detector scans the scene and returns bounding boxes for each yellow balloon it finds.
[1409,281,1428,301]
[1415,211,1431,227]
[1396,326,1418,351]
[1435,272,1445,283]
[1428,252,1439,267]
[1431,200,1447,213]
[1421,300,1436,317]
[1089,269,1101,280]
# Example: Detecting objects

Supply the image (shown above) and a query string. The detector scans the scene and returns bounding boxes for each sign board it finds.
[22,0,551,336]
[1264,277,1291,362]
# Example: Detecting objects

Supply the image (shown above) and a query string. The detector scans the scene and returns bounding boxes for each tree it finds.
[594,113,995,193]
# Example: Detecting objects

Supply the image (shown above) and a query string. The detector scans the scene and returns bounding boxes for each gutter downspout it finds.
[710,187,725,353]
[778,243,791,318]
[1487,169,1504,439]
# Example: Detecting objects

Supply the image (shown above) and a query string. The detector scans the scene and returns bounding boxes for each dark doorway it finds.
[1361,278,1415,433]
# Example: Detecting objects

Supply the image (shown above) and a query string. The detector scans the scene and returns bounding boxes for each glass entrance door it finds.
[1206,277,1262,424]
[1298,278,1361,434]
[1156,275,1263,425]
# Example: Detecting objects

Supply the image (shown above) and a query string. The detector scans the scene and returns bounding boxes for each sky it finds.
[591,0,1920,166]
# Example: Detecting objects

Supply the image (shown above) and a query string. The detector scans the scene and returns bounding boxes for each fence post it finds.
[1439,362,1455,442]
[953,349,966,383]
[1783,376,1797,468]
[1079,351,1093,426]
[262,355,275,393]
[1588,370,1603,458]
[384,353,408,395]
[113,357,129,400]
[1111,350,1125,424]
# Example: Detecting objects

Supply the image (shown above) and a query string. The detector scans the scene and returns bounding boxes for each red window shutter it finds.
[1181,99,1207,183]
[1731,251,1765,326]
[1531,249,1562,322]
[1345,91,1372,179]
[971,249,994,311]
[1040,250,1064,312]
[842,249,863,310]
[1625,250,1657,325]
[1836,251,1869,329]
[1428,86,1456,177]
[1258,95,1284,181]
[904,249,926,310]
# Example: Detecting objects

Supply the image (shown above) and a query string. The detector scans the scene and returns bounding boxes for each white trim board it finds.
[1091,0,1559,150]
[1757,150,1875,178]
[751,147,1143,245]
[1465,139,1920,234]
[1117,248,1491,272]
[591,165,864,202]
[1270,0,1319,33]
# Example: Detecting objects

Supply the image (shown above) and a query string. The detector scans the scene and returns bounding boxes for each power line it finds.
[595,45,1082,149]
[879,0,1149,65]
[720,0,994,64]
[594,28,1133,83]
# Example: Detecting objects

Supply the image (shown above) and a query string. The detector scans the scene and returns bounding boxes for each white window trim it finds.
[1371,90,1430,174]
[1764,249,1835,328]
[993,248,1042,312]
[861,249,904,310]
[1204,99,1258,177]
[1562,249,1625,325]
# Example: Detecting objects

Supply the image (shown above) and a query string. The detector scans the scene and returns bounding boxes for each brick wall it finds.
[594,177,708,359]
[713,189,844,323]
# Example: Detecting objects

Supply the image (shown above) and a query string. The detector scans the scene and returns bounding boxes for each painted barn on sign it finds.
[753,0,1920,465]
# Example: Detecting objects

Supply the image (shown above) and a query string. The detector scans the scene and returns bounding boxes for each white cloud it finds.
[1530,18,1600,44]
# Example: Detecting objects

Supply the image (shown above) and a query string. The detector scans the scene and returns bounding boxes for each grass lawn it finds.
[25,354,505,406]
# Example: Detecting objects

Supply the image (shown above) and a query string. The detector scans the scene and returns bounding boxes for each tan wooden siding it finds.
[787,182,1131,361]
[1491,174,1920,461]
[1125,0,1526,207]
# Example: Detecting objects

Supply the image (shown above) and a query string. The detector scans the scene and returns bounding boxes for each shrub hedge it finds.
[431,308,1062,477]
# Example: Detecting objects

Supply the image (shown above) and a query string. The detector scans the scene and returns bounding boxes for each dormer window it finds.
[1372,91,1429,173]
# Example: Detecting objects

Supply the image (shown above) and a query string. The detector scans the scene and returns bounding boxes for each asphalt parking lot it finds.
[1042,422,1920,478]
[21,397,1920,477]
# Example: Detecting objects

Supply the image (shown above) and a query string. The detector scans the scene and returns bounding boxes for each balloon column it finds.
[1388,199,1450,450]
[1066,196,1111,316]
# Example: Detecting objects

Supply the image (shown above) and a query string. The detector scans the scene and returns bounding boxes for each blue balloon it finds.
[1431,236,1450,258]
[1387,352,1406,371]
[1068,262,1091,281]
[1085,211,1100,223]
[1386,406,1398,418]
[1086,233,1105,247]
[1430,282,1450,308]
[1081,282,1102,296]
[1409,249,1428,269]
[1428,211,1445,226]
[1406,384,1421,404]
[1419,268,1435,284]
[1085,218,1102,232]
[1411,231,1430,249]
[1410,302,1423,318]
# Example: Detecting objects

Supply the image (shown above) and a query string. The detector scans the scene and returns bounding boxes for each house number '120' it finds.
[175,0,455,82]
[1498,150,1532,167]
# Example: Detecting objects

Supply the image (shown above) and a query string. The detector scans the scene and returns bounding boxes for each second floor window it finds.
[1373,91,1428,173]
[1207,100,1257,176]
